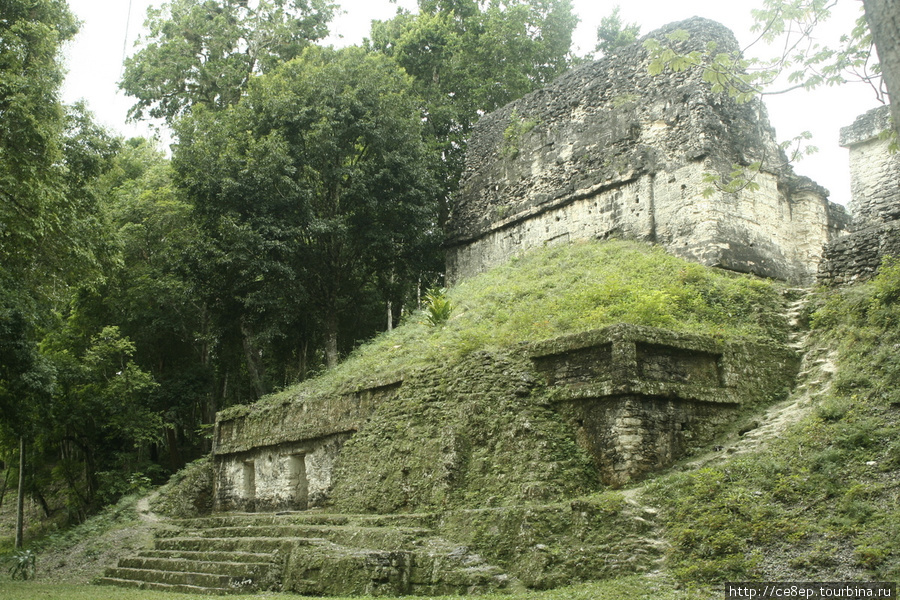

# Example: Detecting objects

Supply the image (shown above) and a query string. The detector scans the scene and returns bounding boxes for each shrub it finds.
[8,549,36,580]
[423,287,453,326]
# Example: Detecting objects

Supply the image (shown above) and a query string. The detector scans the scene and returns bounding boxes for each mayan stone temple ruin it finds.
[445,19,851,285]
[100,17,900,596]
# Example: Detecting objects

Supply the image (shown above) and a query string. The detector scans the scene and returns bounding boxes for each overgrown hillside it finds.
[647,258,900,585]
[211,239,794,516]
[236,239,790,416]
[200,240,899,588]
[5,240,899,595]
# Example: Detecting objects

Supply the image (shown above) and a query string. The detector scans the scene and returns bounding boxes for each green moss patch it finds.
[330,351,597,513]
[436,492,663,589]
[149,457,214,519]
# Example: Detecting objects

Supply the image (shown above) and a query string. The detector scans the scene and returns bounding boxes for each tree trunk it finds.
[324,311,339,369]
[34,489,51,518]
[15,436,24,549]
[298,339,309,381]
[863,0,900,136]
[0,464,11,508]
[166,427,182,472]
[240,321,267,399]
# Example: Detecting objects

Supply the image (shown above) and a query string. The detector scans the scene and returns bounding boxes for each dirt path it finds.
[35,494,162,585]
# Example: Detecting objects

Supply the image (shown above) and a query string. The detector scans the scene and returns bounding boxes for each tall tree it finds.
[121,0,336,122]
[174,46,438,371]
[594,6,640,58]
[1,0,81,306]
[40,325,160,518]
[862,0,900,136]
[69,138,215,468]
[367,0,577,219]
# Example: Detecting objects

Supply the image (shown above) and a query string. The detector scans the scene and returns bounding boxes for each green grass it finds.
[0,577,719,600]
[234,239,788,418]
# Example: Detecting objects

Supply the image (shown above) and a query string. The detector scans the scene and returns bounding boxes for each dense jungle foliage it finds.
[2,2,898,595]
[0,0,579,525]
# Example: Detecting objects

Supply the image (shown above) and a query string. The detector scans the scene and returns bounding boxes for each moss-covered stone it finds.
[149,457,214,519]
[435,493,661,589]
[329,350,598,513]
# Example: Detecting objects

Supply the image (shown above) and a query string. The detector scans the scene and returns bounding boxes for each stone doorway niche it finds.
[242,460,256,509]
[287,453,309,510]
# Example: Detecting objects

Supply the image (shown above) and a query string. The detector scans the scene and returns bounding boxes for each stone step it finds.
[96,576,239,595]
[102,566,247,589]
[102,512,517,596]
[138,549,276,564]
[118,556,273,577]
[178,512,436,530]
[160,525,431,550]
[283,539,512,597]
[154,535,315,554]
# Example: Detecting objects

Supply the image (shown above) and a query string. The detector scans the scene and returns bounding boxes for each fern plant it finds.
[423,288,453,326]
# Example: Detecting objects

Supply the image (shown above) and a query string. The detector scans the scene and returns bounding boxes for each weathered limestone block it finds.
[841,105,900,226]
[819,105,900,285]
[446,17,848,284]
[284,544,413,597]
[214,379,402,455]
[214,433,351,512]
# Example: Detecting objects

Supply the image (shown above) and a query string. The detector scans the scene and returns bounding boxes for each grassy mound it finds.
[237,239,789,418]
[243,240,789,513]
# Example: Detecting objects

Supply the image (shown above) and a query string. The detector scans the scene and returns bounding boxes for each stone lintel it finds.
[528,323,731,403]
[547,381,734,405]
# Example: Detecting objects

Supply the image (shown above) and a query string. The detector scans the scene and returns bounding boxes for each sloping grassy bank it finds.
[646,259,900,584]
[231,239,790,419]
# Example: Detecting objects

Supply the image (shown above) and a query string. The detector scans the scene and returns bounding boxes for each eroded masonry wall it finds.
[819,105,900,285]
[446,18,848,285]
[212,380,402,511]
[211,322,797,511]
[529,325,798,486]
[214,433,351,512]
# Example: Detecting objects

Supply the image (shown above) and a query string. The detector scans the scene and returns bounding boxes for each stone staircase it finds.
[98,512,514,595]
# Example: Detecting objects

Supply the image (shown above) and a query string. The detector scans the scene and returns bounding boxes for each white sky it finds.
[61,0,883,206]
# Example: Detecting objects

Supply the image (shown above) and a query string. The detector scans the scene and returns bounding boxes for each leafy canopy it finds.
[644,0,880,102]
[174,46,438,370]
[594,6,640,57]
[367,0,578,213]
[120,0,337,122]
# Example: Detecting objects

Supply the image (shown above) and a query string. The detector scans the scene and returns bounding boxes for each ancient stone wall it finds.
[211,326,797,509]
[842,106,900,226]
[446,18,848,285]
[213,433,352,512]
[528,325,798,486]
[819,105,900,285]
[212,379,402,511]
